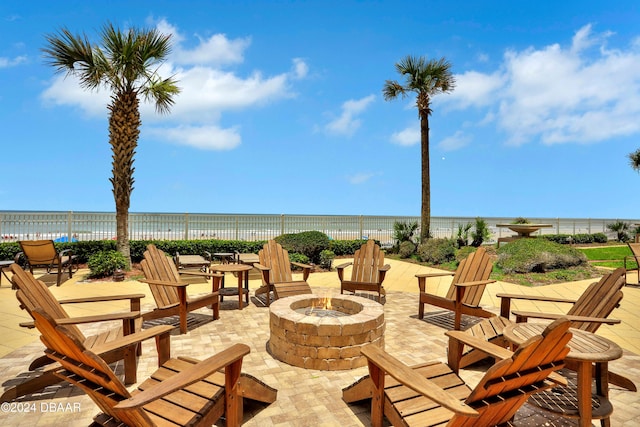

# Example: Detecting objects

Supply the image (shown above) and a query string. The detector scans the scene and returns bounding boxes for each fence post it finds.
[184,213,189,240]
[236,216,239,240]
[67,211,73,242]
[359,215,363,239]
[281,214,285,236]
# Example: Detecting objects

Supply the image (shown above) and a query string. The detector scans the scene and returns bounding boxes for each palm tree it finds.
[629,148,640,172]
[383,55,455,242]
[43,23,180,267]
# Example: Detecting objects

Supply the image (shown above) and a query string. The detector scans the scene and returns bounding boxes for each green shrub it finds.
[496,238,587,274]
[455,246,477,262]
[329,239,371,255]
[275,231,330,263]
[288,252,310,268]
[319,249,335,270]
[592,232,608,243]
[88,250,126,278]
[398,241,416,258]
[543,233,609,245]
[417,238,456,264]
[512,217,530,224]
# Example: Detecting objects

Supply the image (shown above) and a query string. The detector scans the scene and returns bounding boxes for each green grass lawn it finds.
[577,245,636,269]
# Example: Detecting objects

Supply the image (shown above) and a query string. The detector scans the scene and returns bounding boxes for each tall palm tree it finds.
[629,148,640,172]
[43,23,180,267]
[383,55,455,242]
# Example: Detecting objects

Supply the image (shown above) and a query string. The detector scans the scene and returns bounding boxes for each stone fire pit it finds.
[268,294,385,370]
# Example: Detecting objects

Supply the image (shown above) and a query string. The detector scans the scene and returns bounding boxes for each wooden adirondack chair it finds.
[416,246,496,330]
[449,267,635,391]
[498,267,625,331]
[342,318,572,427]
[17,239,78,286]
[253,240,312,306]
[1,264,173,403]
[624,242,640,285]
[31,308,277,427]
[140,244,223,334]
[337,239,390,303]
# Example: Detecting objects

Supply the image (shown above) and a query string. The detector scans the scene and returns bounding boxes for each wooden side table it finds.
[504,323,622,427]
[212,263,252,310]
[174,253,211,272]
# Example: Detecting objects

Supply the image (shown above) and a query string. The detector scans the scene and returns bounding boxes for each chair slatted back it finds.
[141,244,182,309]
[567,267,625,332]
[19,240,59,266]
[455,318,572,426]
[350,240,385,284]
[10,263,85,340]
[444,247,493,306]
[31,309,152,426]
[258,240,293,284]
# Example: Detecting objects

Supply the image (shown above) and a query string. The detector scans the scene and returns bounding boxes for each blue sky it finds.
[2,0,640,219]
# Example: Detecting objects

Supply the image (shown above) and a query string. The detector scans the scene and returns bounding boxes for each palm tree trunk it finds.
[109,90,140,268]
[420,112,430,242]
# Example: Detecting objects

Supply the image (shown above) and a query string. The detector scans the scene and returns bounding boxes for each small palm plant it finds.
[392,220,418,253]
[607,221,630,242]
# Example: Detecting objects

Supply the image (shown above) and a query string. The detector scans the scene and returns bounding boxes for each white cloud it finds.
[148,124,241,150]
[348,172,375,184]
[325,94,375,136]
[40,19,308,150]
[292,58,308,79]
[0,55,26,68]
[438,130,472,151]
[390,126,419,146]
[444,24,640,146]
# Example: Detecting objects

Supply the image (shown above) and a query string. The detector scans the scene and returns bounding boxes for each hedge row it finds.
[0,238,373,265]
[541,233,608,244]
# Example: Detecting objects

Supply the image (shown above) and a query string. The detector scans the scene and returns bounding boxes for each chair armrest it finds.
[497,293,576,303]
[446,330,514,361]
[335,262,352,270]
[454,279,496,288]
[416,272,455,293]
[415,272,455,279]
[360,344,478,418]
[513,311,622,325]
[380,264,391,272]
[336,262,352,282]
[291,262,313,281]
[58,294,146,304]
[178,270,223,279]
[58,248,73,258]
[253,263,269,271]
[115,343,251,409]
[291,261,313,270]
[55,311,140,325]
[203,251,212,262]
[498,293,576,318]
[14,252,24,264]
[140,279,189,287]
[90,325,174,356]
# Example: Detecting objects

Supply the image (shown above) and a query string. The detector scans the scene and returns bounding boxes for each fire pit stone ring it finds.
[268,294,385,370]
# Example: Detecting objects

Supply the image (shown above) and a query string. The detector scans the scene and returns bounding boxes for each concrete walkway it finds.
[1,259,639,425]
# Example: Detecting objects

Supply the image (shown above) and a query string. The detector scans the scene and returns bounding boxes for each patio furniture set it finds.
[1,238,637,426]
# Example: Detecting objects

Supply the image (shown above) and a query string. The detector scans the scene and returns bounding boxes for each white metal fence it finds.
[0,211,637,246]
